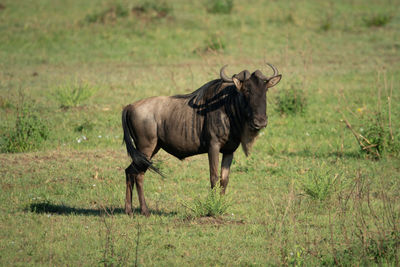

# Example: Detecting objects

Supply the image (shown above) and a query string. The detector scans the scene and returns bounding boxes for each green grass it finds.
[52,80,98,108]
[183,185,232,218]
[1,105,49,153]
[363,13,393,27]
[274,78,307,116]
[1,0,400,265]
[206,0,234,14]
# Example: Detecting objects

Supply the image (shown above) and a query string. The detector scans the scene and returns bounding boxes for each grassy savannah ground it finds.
[1,0,400,265]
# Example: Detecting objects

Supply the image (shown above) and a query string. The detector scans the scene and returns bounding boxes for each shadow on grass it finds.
[28,202,177,217]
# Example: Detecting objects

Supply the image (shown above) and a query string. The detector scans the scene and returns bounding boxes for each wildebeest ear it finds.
[266,74,282,88]
[233,77,242,91]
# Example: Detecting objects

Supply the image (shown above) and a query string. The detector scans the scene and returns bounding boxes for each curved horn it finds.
[265,62,278,78]
[220,65,233,82]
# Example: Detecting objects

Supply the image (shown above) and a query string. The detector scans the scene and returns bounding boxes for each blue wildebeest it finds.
[122,64,282,216]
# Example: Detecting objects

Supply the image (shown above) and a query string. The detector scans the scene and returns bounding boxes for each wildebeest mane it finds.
[173,79,242,113]
[173,78,248,139]
[172,79,223,104]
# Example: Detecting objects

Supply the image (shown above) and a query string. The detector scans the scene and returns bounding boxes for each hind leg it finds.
[125,110,160,216]
[125,164,136,215]
[135,145,160,217]
[135,171,149,216]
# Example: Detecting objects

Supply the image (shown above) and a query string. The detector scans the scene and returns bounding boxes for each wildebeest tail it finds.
[122,107,163,176]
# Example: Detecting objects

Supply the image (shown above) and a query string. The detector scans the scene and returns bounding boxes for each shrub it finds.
[1,106,49,153]
[320,17,333,32]
[286,245,306,266]
[206,0,234,14]
[54,81,97,108]
[321,233,400,266]
[193,35,226,54]
[132,1,172,19]
[0,96,14,110]
[275,82,307,116]
[85,3,128,24]
[357,113,399,158]
[283,14,294,25]
[138,1,171,15]
[185,186,231,217]
[365,232,400,264]
[301,169,337,201]
[319,3,334,32]
[84,2,172,24]
[363,14,392,27]
[74,119,94,133]
[205,36,226,51]
[341,73,399,159]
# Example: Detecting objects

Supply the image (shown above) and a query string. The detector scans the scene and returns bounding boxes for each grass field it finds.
[1,0,400,265]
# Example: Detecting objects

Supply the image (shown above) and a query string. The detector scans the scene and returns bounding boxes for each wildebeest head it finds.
[220,63,282,130]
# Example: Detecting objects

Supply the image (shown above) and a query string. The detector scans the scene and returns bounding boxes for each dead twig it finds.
[340,114,362,147]
[99,204,115,267]
[362,144,378,150]
[135,216,141,267]
[388,76,394,141]
[328,207,340,266]
[359,134,372,145]
[170,70,179,92]
[340,113,380,158]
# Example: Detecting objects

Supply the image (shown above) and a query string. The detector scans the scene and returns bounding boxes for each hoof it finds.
[125,207,133,216]
[141,210,150,217]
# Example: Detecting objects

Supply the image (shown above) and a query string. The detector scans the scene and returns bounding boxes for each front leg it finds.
[208,143,220,189]
[220,153,233,194]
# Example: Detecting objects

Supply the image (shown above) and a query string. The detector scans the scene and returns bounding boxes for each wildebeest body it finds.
[122,65,282,216]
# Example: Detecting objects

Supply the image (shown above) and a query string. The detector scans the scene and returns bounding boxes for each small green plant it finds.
[74,119,94,133]
[0,96,14,110]
[275,82,307,116]
[85,3,128,24]
[284,14,294,24]
[342,110,399,159]
[54,81,97,108]
[145,1,171,15]
[1,106,49,153]
[286,245,306,266]
[363,14,392,27]
[205,36,225,51]
[301,169,337,201]
[185,186,231,217]
[132,1,172,18]
[319,2,334,32]
[206,0,234,14]
[358,113,399,158]
[361,114,386,155]
[320,17,333,32]
[341,73,399,159]
[365,232,400,263]
[98,208,131,266]
[194,35,226,54]
[268,14,295,25]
